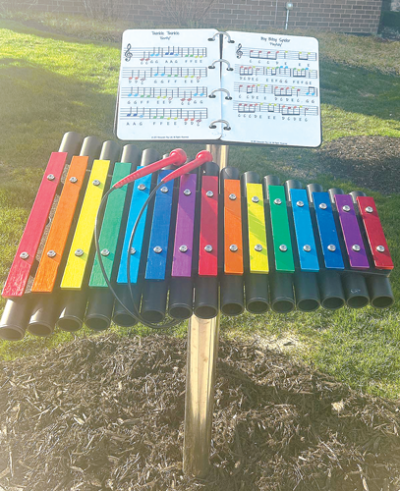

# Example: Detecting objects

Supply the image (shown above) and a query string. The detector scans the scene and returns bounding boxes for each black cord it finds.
[94,180,181,330]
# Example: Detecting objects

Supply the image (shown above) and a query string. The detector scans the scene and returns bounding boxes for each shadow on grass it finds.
[0,58,116,183]
[320,61,400,121]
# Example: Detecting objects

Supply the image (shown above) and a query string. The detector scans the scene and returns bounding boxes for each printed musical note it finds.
[239,66,253,76]
[236,43,243,59]
[122,67,207,81]
[122,46,208,59]
[121,86,208,100]
[233,101,318,116]
[234,82,317,98]
[124,44,133,62]
[121,108,208,121]
[233,46,317,62]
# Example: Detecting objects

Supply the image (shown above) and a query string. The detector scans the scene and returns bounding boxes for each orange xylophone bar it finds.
[0,132,84,340]
[1,150,395,341]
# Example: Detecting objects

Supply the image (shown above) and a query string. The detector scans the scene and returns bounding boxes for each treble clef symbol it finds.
[236,43,243,59]
[124,43,133,62]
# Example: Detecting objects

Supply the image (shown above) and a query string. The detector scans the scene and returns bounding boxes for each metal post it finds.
[183,144,229,478]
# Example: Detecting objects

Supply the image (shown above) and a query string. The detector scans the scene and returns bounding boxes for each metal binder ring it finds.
[209,119,231,131]
[208,31,235,43]
[208,59,234,71]
[209,88,232,100]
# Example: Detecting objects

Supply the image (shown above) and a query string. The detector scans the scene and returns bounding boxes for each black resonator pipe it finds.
[57,139,120,332]
[285,179,321,312]
[350,190,394,309]
[219,166,245,316]
[85,144,142,331]
[241,171,269,314]
[307,183,345,311]
[264,175,295,314]
[112,147,161,327]
[0,132,84,341]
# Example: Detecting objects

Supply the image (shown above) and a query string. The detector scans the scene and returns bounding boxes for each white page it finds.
[116,29,222,141]
[221,31,321,147]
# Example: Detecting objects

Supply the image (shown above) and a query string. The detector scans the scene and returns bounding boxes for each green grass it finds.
[1,15,400,400]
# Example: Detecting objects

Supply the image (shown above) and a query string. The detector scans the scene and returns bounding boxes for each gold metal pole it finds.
[183,144,229,478]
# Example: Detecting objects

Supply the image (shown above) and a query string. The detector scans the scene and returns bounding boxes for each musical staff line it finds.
[124,44,207,61]
[233,101,318,116]
[234,82,317,97]
[122,67,208,82]
[237,46,317,62]
[121,86,208,100]
[120,108,208,121]
[235,65,318,79]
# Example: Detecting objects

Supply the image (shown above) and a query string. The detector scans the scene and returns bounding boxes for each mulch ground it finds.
[317,136,400,195]
[263,136,400,196]
[1,335,400,491]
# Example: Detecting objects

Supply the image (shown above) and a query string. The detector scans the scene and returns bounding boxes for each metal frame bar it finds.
[183,144,229,478]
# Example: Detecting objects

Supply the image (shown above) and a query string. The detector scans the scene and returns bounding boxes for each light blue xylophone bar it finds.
[290,188,319,272]
[117,167,152,284]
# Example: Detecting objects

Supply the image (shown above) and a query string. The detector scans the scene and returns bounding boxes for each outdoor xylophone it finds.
[0,132,394,341]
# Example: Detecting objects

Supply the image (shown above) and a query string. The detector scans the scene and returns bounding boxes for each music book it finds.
[115,29,321,147]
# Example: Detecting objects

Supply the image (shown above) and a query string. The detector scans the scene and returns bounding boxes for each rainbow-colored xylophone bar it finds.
[0,133,394,341]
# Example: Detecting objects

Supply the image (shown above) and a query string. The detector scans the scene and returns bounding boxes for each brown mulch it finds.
[1,335,400,491]
[317,136,400,195]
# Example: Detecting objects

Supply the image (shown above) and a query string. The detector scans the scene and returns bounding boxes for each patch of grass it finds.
[0,19,400,401]
[3,11,400,74]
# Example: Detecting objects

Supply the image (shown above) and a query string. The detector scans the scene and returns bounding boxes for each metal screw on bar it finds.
[69,177,78,184]
[47,250,56,258]
[365,206,374,213]
[20,252,29,260]
[327,244,336,252]
[184,189,191,196]
[274,198,282,205]
[206,191,214,198]
[130,248,136,255]
[161,186,169,194]
[377,245,385,253]
[101,249,110,257]
[93,179,100,186]
[229,244,238,252]
[252,196,259,203]
[179,245,188,253]
[153,246,162,254]
[138,183,146,191]
[319,203,327,210]
[254,244,263,252]
[47,174,55,181]
[342,205,351,212]
[297,200,304,207]
[279,244,288,252]
[303,244,311,252]
[204,245,213,253]
[229,193,236,200]
[75,249,84,257]
[352,244,361,252]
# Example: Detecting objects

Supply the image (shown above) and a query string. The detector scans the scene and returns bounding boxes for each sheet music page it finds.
[116,29,222,141]
[221,31,321,147]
